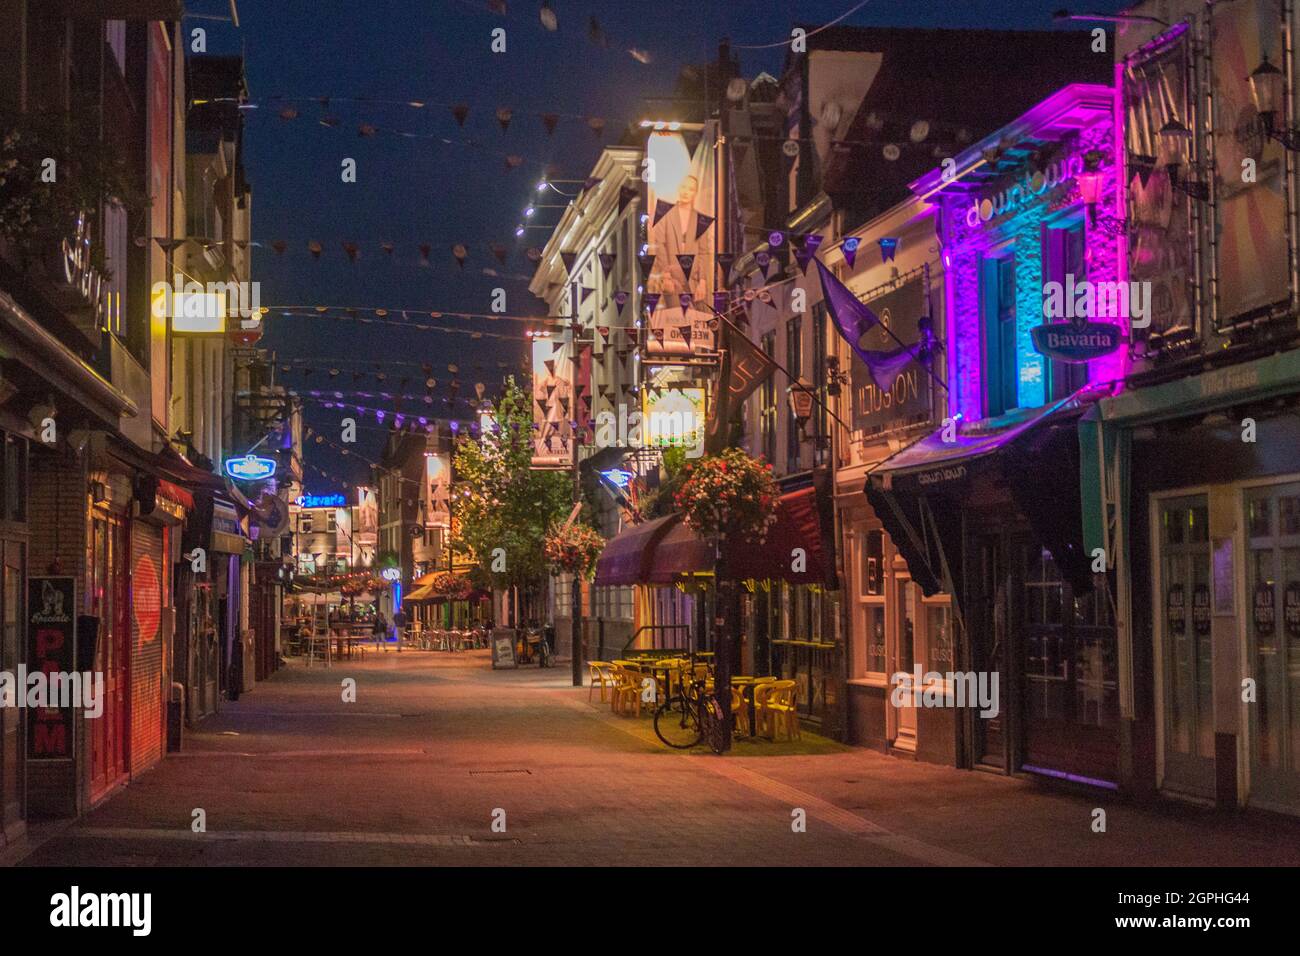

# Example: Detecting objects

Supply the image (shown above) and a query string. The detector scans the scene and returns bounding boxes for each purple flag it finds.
[878,237,899,262]
[713,291,729,314]
[793,234,824,274]
[842,236,860,269]
[614,290,629,314]
[644,293,661,313]
[814,257,922,391]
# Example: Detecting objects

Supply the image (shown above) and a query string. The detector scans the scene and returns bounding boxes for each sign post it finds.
[27,577,77,762]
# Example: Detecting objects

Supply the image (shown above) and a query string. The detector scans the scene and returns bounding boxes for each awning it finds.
[726,484,837,587]
[594,514,679,586]
[594,481,838,588]
[865,392,1098,598]
[405,584,435,602]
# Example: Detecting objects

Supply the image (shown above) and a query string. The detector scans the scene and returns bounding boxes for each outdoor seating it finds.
[757,680,800,741]
[610,665,644,717]
[587,661,617,702]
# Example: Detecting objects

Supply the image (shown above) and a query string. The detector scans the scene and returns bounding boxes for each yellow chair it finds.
[729,686,751,736]
[759,680,800,740]
[587,661,617,702]
[610,665,644,717]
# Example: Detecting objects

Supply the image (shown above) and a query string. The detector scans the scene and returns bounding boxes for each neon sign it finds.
[296,494,346,509]
[600,468,634,489]
[380,567,401,582]
[224,455,277,481]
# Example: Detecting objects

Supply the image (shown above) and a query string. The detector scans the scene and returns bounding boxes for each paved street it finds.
[12,651,1300,867]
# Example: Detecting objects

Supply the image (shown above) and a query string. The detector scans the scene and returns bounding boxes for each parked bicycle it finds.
[653,665,726,753]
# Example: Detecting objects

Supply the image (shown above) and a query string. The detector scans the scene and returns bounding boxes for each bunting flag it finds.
[637,252,655,276]
[618,184,638,214]
[613,291,629,315]
[598,252,615,278]
[676,254,695,278]
[705,315,776,455]
[452,243,468,267]
[644,292,661,314]
[814,257,924,391]
[542,112,559,135]
[495,106,512,131]
[597,326,611,341]
[579,286,595,305]
[451,104,469,126]
[561,251,577,274]
[879,237,899,262]
[716,252,735,281]
[679,292,693,313]
[343,242,359,262]
[309,240,323,259]
[755,250,772,279]
[652,199,674,229]
[793,234,824,274]
[842,236,860,269]
[713,291,729,314]
[694,214,715,241]
[583,176,603,192]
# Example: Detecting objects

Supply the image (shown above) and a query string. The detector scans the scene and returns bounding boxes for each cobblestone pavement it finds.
[13,651,1300,866]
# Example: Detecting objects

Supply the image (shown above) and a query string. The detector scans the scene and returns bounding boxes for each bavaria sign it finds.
[224,455,277,481]
[1030,321,1122,363]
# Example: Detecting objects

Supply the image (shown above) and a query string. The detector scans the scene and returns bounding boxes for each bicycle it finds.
[653,666,727,753]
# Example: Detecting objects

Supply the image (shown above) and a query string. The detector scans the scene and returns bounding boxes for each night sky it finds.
[189,0,1130,494]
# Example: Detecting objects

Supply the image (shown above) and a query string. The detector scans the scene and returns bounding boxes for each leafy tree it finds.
[450,377,572,591]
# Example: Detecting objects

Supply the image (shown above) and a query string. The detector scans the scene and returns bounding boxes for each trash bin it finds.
[167,682,185,752]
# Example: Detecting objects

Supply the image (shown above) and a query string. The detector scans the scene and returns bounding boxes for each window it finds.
[1043,218,1088,401]
[811,305,828,466]
[981,253,1019,417]
[786,315,803,470]
[759,332,777,465]
[326,510,337,533]
[299,515,313,535]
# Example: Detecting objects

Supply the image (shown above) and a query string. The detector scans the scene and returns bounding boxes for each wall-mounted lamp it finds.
[1076,150,1127,236]
[1249,56,1300,150]
[1157,120,1211,201]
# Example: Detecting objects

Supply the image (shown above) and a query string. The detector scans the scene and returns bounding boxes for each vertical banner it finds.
[575,342,593,445]
[530,334,571,468]
[645,124,717,359]
[426,452,451,527]
[27,577,77,761]
[1123,26,1198,339]
[1212,0,1288,325]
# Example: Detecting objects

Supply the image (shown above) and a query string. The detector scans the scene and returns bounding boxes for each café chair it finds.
[759,680,800,741]
[588,661,617,703]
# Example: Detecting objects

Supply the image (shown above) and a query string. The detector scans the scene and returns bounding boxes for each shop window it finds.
[1042,217,1089,401]
[860,530,883,596]
[759,332,777,464]
[864,606,886,675]
[981,253,1019,417]
[786,315,803,470]
[299,514,313,535]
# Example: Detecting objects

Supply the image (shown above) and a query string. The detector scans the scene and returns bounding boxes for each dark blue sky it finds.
[191,0,1129,494]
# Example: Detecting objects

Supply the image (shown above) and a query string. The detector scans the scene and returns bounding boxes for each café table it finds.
[635,659,688,704]
[730,676,770,739]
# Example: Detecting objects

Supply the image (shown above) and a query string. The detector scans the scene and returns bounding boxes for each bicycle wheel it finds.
[654,695,702,749]
[699,695,727,754]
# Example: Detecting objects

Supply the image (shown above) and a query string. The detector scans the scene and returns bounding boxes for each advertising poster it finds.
[1212,0,1289,325]
[531,334,572,469]
[1123,27,1198,338]
[645,125,717,359]
[26,577,77,761]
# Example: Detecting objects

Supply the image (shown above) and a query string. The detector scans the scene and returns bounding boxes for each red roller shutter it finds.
[129,520,165,775]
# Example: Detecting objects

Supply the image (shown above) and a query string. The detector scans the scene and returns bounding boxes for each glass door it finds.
[1244,483,1300,811]
[1,540,23,837]
[971,536,1008,770]
[890,578,919,751]
[1158,495,1215,798]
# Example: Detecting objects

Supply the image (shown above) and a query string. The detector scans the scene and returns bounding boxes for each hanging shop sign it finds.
[211,498,246,554]
[380,567,402,583]
[26,577,77,761]
[1253,581,1276,638]
[1166,582,1186,635]
[1030,319,1122,363]
[254,493,291,536]
[641,387,705,454]
[600,468,634,489]
[224,454,277,482]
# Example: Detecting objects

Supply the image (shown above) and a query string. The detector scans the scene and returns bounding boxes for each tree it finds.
[450,377,572,593]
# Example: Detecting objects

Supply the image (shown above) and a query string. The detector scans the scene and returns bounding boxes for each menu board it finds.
[491,628,517,669]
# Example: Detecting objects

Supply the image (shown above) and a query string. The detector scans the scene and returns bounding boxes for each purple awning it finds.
[593,514,678,586]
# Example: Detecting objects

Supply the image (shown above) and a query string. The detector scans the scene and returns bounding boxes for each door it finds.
[1244,482,1300,811]
[1,540,24,838]
[890,578,919,751]
[90,515,129,799]
[970,536,1009,769]
[1157,495,1215,798]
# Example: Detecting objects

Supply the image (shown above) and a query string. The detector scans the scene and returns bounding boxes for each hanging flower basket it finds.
[674,448,778,543]
[543,522,605,579]
[430,572,474,601]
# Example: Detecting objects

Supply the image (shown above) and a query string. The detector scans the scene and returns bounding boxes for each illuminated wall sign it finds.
[224,455,277,481]
[170,292,227,334]
[964,154,1085,228]
[296,493,347,509]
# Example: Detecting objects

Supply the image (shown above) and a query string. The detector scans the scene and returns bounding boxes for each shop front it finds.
[867,392,1120,785]
[1091,348,1300,813]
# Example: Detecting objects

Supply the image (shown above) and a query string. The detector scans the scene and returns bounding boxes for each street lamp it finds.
[1248,56,1300,150]
[1157,120,1211,201]
[787,378,815,440]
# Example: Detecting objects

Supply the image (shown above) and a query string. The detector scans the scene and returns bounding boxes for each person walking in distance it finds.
[372,611,388,653]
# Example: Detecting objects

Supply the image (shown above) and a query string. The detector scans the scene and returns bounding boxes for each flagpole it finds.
[708,305,852,432]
